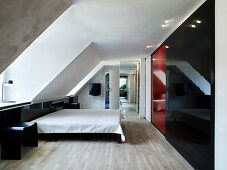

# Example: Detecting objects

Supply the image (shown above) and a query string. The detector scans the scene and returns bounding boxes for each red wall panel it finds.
[151,45,166,135]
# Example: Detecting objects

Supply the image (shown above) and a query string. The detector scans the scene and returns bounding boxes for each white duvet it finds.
[32,109,125,141]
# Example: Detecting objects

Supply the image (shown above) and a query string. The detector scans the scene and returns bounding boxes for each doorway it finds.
[119,61,139,118]
[120,76,128,103]
[105,72,109,109]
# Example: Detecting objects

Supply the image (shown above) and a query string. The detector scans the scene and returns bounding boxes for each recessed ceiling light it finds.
[161,24,168,28]
[191,24,196,28]
[146,45,153,49]
[165,45,169,49]
[196,20,202,24]
[152,58,156,61]
[164,19,172,24]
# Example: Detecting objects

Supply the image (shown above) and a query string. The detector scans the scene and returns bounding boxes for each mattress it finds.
[32,109,125,141]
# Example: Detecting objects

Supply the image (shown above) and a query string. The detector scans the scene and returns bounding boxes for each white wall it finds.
[129,74,136,103]
[145,56,151,122]
[136,62,140,113]
[33,43,101,102]
[215,1,227,169]
[139,58,146,118]
[0,73,4,101]
[3,42,89,102]
[67,62,105,96]
[109,70,119,109]
[78,68,106,109]
[134,74,137,103]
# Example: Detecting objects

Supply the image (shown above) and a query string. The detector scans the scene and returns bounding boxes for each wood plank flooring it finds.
[0,118,193,170]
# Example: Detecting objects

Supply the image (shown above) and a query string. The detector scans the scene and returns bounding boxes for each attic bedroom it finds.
[0,0,225,169]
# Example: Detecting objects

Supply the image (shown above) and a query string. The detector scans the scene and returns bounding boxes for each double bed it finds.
[31,109,125,142]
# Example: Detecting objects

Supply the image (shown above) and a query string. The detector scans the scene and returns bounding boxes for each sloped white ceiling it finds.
[2,0,206,103]
[40,0,206,59]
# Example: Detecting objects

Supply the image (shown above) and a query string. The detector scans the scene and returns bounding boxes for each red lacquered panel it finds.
[151,45,166,135]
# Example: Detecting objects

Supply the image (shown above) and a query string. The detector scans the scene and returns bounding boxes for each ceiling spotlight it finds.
[146,45,153,49]
[152,58,156,61]
[165,45,169,49]
[161,24,168,28]
[196,20,202,24]
[191,24,196,28]
[164,19,172,24]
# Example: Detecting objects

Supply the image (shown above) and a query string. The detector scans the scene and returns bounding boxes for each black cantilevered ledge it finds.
[0,102,31,111]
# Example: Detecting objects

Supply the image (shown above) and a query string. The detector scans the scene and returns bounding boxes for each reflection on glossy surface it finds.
[164,1,213,170]
[152,44,166,135]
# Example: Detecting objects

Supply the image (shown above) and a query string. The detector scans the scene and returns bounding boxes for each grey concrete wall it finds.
[0,0,71,74]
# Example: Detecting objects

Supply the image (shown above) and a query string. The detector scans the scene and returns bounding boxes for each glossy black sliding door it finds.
[163,1,214,169]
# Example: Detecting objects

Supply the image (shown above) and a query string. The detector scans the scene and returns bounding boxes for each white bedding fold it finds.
[32,109,125,141]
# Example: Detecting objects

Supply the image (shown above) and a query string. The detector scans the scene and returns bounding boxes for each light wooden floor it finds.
[0,104,193,170]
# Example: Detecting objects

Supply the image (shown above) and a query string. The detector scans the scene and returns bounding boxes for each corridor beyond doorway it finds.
[120,98,138,119]
[119,60,139,119]
[119,97,128,103]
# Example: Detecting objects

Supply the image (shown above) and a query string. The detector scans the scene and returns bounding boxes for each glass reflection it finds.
[164,1,212,169]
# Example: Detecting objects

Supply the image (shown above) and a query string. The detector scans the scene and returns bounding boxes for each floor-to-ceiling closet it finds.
[150,0,214,169]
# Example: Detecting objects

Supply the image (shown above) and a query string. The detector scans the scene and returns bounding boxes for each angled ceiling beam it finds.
[67,60,120,96]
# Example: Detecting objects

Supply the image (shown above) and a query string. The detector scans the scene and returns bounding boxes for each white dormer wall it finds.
[33,43,102,102]
[67,60,120,97]
[3,42,90,103]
